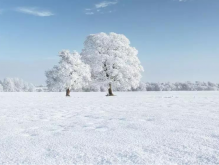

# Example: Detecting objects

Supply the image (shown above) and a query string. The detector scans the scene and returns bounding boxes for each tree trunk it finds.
[66,88,70,97]
[108,83,114,96]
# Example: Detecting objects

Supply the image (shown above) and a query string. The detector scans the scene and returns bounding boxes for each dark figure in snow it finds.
[66,88,70,97]
[107,83,114,96]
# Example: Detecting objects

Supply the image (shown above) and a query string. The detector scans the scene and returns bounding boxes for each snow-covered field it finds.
[0,92,219,165]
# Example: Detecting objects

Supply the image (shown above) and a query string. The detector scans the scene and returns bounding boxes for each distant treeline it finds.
[135,82,219,91]
[0,78,218,92]
[84,81,219,92]
[0,78,35,92]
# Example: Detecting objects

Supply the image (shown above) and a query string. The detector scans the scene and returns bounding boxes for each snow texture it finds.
[0,92,219,165]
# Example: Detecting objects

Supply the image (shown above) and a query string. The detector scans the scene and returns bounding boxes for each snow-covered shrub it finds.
[81,32,144,94]
[46,50,91,92]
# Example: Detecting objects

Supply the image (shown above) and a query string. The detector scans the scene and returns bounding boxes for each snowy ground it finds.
[0,92,219,165]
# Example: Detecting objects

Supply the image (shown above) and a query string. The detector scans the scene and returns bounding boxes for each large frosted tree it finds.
[46,50,91,96]
[81,32,144,96]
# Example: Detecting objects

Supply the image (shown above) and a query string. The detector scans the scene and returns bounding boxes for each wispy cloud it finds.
[95,1,118,9]
[85,12,94,15]
[16,7,54,17]
[85,8,94,15]
[0,9,3,14]
[84,1,118,15]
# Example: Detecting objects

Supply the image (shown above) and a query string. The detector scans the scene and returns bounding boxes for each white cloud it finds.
[95,1,118,9]
[16,7,54,17]
[84,1,118,15]
[85,12,94,15]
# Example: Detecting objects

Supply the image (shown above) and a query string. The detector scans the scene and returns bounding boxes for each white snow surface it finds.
[0,92,219,165]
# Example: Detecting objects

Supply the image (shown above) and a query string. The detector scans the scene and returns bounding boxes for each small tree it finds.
[81,32,144,96]
[46,50,91,96]
[2,78,14,92]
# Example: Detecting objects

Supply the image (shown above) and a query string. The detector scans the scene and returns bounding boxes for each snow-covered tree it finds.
[146,82,162,91]
[207,82,217,91]
[81,32,144,96]
[162,82,176,91]
[2,78,14,92]
[0,84,3,92]
[135,82,147,91]
[45,50,91,96]
[2,78,35,92]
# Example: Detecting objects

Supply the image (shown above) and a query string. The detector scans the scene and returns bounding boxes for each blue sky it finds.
[0,0,219,85]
